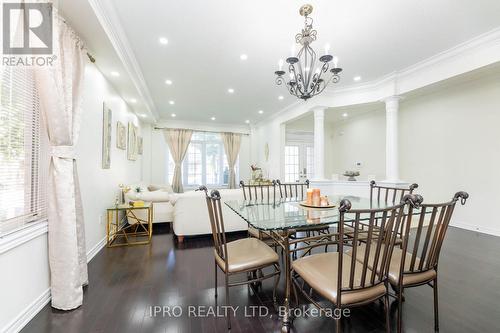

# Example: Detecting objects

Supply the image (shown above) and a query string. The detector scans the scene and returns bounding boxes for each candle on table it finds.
[306,189,313,205]
[312,189,320,206]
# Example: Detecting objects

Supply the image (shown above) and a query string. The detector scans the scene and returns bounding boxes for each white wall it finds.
[0,63,146,333]
[77,64,146,251]
[325,108,386,180]
[399,74,500,235]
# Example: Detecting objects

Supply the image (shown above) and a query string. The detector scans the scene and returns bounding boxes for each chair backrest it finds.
[336,194,420,307]
[276,179,310,200]
[199,186,229,267]
[239,180,276,202]
[398,191,469,281]
[370,180,419,204]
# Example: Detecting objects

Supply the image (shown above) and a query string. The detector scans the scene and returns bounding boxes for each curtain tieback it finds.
[50,145,76,159]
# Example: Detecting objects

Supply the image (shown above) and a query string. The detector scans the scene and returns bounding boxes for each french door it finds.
[284,144,314,182]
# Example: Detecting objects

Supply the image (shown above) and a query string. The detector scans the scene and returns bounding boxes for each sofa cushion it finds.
[148,183,174,193]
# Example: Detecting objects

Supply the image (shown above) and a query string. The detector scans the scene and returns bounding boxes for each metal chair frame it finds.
[393,191,468,332]
[291,194,421,332]
[199,186,281,330]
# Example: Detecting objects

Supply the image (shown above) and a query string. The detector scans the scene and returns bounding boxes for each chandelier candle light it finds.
[274,4,343,100]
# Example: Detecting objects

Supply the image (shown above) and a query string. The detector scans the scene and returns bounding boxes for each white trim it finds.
[0,221,48,255]
[1,288,51,333]
[259,27,500,125]
[155,119,250,135]
[87,0,158,121]
[1,233,107,333]
[86,236,107,262]
[451,221,500,237]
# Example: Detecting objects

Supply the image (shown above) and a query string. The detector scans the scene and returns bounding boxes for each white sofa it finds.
[125,183,174,223]
[171,188,248,241]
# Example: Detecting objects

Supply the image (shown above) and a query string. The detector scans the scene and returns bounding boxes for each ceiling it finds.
[60,0,500,125]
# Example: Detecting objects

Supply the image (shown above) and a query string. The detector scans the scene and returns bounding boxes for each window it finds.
[0,67,47,235]
[284,144,314,182]
[165,132,238,187]
[284,145,299,182]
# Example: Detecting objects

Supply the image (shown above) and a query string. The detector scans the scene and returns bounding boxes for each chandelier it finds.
[274,4,342,100]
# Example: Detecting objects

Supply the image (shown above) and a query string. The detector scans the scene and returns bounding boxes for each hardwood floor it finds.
[22,227,500,333]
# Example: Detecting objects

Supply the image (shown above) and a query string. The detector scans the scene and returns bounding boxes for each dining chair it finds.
[275,179,310,200]
[275,179,330,257]
[391,191,468,332]
[199,186,281,330]
[349,191,469,332]
[291,194,420,332]
[370,180,419,204]
[345,181,419,245]
[239,180,277,240]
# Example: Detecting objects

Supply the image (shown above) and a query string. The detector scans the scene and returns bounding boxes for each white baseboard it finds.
[2,288,51,333]
[86,236,107,263]
[2,235,107,333]
[451,221,500,237]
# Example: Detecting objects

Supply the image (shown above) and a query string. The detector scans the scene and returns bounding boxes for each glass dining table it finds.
[225,195,393,332]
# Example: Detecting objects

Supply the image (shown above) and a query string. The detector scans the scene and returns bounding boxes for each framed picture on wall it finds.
[127,122,138,161]
[137,136,143,155]
[116,121,126,150]
[102,103,112,169]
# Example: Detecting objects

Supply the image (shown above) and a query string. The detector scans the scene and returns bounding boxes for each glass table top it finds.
[224,196,393,231]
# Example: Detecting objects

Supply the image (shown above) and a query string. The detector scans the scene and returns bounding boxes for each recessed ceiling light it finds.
[171,113,176,117]
[278,95,284,100]
[211,116,216,121]
[342,113,348,118]
[159,37,168,45]
[138,113,147,118]
[240,54,248,60]
[165,79,173,85]
[258,110,264,114]
[245,120,250,124]
[353,76,362,82]
[169,100,175,105]
[130,98,137,103]
[227,88,235,94]
[110,71,120,77]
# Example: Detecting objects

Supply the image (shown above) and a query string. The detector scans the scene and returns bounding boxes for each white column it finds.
[384,96,402,182]
[313,108,325,180]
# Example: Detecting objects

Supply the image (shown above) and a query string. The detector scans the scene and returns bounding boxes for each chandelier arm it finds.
[304,44,316,93]
[295,48,306,94]
[289,64,306,96]
[310,61,330,91]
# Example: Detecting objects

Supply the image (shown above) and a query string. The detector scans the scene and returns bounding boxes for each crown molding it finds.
[155,119,251,135]
[87,0,158,122]
[263,26,500,124]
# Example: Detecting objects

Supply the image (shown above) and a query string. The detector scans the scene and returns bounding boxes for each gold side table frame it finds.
[106,203,153,247]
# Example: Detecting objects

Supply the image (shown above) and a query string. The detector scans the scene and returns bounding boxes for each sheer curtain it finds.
[222,132,242,189]
[163,129,193,193]
[34,16,88,310]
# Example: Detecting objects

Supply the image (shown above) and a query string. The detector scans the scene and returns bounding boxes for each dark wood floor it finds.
[22,226,500,333]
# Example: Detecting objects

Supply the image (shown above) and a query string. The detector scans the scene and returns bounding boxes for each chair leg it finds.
[384,294,391,333]
[214,260,218,298]
[397,288,403,333]
[433,278,439,332]
[273,265,280,305]
[335,316,342,332]
[225,275,231,330]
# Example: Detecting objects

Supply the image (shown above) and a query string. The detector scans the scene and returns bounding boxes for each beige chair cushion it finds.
[344,225,402,245]
[215,238,279,273]
[292,252,386,305]
[348,244,437,287]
